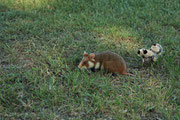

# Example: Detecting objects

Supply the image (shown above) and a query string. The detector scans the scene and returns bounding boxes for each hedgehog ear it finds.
[89,53,95,59]
[143,50,147,54]
[83,51,88,56]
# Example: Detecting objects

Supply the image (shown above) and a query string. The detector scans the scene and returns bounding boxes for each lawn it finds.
[0,0,179,119]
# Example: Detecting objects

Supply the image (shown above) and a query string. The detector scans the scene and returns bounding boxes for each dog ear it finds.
[143,50,147,54]
[137,50,140,54]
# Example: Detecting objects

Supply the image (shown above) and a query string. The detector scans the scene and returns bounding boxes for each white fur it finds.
[153,56,158,61]
[138,48,146,62]
[95,62,100,69]
[88,61,94,68]
[151,43,163,55]
[142,59,144,62]
[151,46,160,53]
[143,49,155,58]
[138,48,158,63]
[138,48,145,57]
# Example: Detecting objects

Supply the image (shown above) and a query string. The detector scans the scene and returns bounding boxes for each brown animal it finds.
[78,51,133,76]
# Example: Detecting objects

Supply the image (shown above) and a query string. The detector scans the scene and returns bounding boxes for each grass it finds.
[0,0,179,119]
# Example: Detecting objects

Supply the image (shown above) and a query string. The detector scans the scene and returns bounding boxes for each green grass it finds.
[0,0,179,119]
